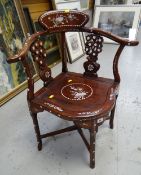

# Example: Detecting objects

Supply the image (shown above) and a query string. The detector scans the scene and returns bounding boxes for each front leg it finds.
[109,95,118,129]
[89,120,96,168]
[30,112,42,151]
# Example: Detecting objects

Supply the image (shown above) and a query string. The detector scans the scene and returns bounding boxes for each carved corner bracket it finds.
[30,39,53,86]
[83,34,103,77]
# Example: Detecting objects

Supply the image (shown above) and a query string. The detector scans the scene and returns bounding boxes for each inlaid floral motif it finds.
[70,86,88,100]
[44,102,63,112]
[48,14,78,27]
[78,109,102,116]
[88,64,94,71]
[45,71,50,78]
[109,87,118,100]
[61,83,93,101]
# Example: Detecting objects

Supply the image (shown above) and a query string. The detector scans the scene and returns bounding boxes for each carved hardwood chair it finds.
[7,10,138,168]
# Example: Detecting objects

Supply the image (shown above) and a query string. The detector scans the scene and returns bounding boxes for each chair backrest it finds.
[38,10,89,32]
[7,10,138,101]
[37,10,120,81]
[24,10,90,98]
[30,10,138,89]
[38,10,90,73]
[30,10,90,81]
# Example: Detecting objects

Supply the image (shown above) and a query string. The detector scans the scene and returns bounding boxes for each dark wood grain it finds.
[7,10,139,169]
[38,10,89,32]
[84,34,103,77]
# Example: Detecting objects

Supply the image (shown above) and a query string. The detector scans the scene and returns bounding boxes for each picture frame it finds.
[0,0,36,106]
[133,0,141,4]
[79,32,86,52]
[80,0,89,10]
[65,32,84,63]
[95,0,130,5]
[93,6,141,43]
[23,7,35,34]
[55,0,81,10]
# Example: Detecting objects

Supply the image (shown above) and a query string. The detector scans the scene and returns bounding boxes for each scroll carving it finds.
[83,34,103,77]
[30,40,53,86]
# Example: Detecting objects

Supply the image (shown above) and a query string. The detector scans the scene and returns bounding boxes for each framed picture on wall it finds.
[65,32,84,63]
[0,0,36,106]
[93,6,141,43]
[95,0,130,5]
[133,0,141,4]
[80,0,89,9]
[54,0,81,10]
[23,7,35,34]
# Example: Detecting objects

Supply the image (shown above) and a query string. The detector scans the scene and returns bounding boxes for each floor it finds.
[0,31,141,175]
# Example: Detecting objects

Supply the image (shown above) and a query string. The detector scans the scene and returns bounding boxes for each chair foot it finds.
[89,122,96,169]
[90,162,95,169]
[30,112,42,151]
[38,142,42,151]
[110,124,113,129]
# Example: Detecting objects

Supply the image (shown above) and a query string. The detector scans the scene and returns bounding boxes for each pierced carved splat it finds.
[30,40,53,86]
[84,34,103,77]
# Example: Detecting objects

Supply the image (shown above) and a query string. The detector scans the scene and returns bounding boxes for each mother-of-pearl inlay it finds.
[61,83,93,101]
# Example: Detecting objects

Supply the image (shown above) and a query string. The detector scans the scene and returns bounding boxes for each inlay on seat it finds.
[31,72,119,121]
[7,10,139,169]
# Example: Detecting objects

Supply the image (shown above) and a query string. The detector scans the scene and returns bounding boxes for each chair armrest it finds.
[82,27,139,46]
[7,31,48,63]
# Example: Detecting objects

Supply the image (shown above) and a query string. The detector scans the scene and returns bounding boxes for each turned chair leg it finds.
[30,112,42,151]
[109,105,116,129]
[109,95,118,129]
[96,125,98,132]
[89,122,96,169]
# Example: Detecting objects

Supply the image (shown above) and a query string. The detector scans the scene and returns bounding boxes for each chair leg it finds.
[109,95,118,129]
[96,125,98,132]
[89,122,96,169]
[30,112,42,151]
[109,105,116,129]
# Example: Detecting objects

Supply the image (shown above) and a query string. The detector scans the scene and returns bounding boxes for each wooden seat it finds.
[7,10,139,169]
[31,72,119,121]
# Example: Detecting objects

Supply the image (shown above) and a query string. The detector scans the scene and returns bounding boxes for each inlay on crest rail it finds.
[7,10,139,169]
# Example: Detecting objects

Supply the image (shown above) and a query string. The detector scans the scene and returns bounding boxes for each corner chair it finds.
[7,10,139,168]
